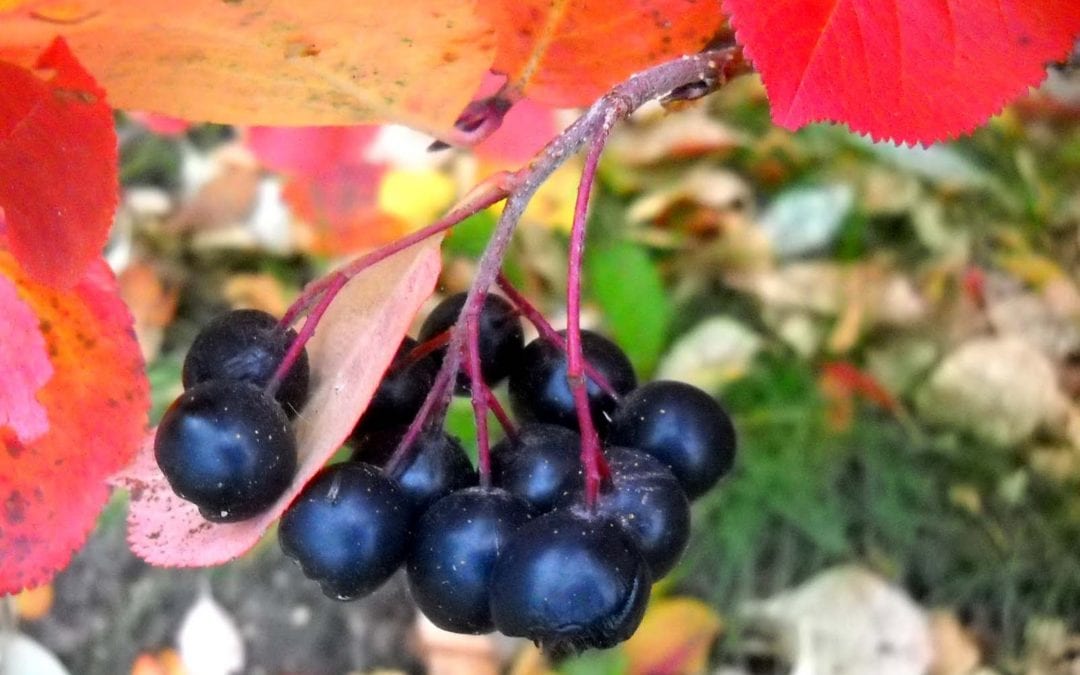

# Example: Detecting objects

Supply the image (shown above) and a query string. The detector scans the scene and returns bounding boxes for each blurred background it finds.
[5,59,1080,675]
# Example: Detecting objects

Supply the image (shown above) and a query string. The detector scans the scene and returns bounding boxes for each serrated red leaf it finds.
[723,0,1080,143]
[113,238,441,567]
[480,0,723,107]
[0,251,149,593]
[0,37,117,288]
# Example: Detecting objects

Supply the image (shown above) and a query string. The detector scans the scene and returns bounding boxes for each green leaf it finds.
[558,647,628,675]
[585,194,671,375]
[444,211,497,259]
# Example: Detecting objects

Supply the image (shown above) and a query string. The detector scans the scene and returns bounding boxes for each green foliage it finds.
[557,647,629,675]
[585,191,672,376]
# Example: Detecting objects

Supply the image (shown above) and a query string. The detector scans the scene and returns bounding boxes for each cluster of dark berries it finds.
[154,309,308,522]
[275,291,737,656]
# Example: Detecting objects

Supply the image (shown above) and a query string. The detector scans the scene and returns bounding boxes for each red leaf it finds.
[821,361,897,411]
[247,126,381,178]
[128,111,190,136]
[0,251,149,593]
[723,0,1080,143]
[0,37,117,287]
[480,0,724,107]
[246,126,401,253]
[473,92,560,165]
[113,238,441,567]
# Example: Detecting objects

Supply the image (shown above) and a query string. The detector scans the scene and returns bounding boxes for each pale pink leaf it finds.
[112,238,442,566]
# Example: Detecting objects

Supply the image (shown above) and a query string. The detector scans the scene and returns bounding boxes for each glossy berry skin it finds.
[154,380,296,522]
[407,487,532,634]
[491,423,582,514]
[353,427,476,517]
[182,309,310,416]
[489,508,651,656]
[417,292,524,393]
[563,446,690,578]
[351,337,438,437]
[279,462,411,601]
[508,330,637,434]
[608,380,736,500]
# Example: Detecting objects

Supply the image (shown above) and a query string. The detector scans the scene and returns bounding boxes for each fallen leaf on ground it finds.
[915,336,1067,447]
[744,566,931,675]
[623,597,723,675]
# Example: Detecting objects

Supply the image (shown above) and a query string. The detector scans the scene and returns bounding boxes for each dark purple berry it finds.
[154,380,296,522]
[491,424,582,514]
[182,309,310,416]
[608,380,736,500]
[562,446,690,578]
[417,292,524,393]
[508,330,637,434]
[407,487,531,634]
[489,508,651,656]
[351,337,438,437]
[279,462,411,601]
[353,427,476,517]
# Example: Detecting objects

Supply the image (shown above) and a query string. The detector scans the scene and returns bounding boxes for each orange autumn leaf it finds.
[0,251,149,593]
[0,37,116,288]
[0,0,495,135]
[479,0,724,107]
[14,583,53,620]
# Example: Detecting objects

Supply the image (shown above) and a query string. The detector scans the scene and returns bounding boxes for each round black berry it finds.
[353,427,477,517]
[182,309,310,416]
[417,292,524,393]
[407,487,532,634]
[489,508,651,656]
[279,462,411,601]
[154,380,296,522]
[608,380,736,500]
[508,330,637,434]
[562,446,690,578]
[351,337,438,437]
[491,423,582,514]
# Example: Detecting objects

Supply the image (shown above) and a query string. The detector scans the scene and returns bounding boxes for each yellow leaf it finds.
[997,252,1064,288]
[378,168,457,230]
[14,583,53,620]
[494,159,581,233]
[623,597,723,675]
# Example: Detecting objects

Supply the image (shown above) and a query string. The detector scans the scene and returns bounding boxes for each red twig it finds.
[566,109,616,511]
[485,386,517,440]
[266,272,347,397]
[495,274,618,398]
[403,329,451,367]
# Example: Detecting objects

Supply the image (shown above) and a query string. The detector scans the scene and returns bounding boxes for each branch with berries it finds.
[152,46,746,654]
